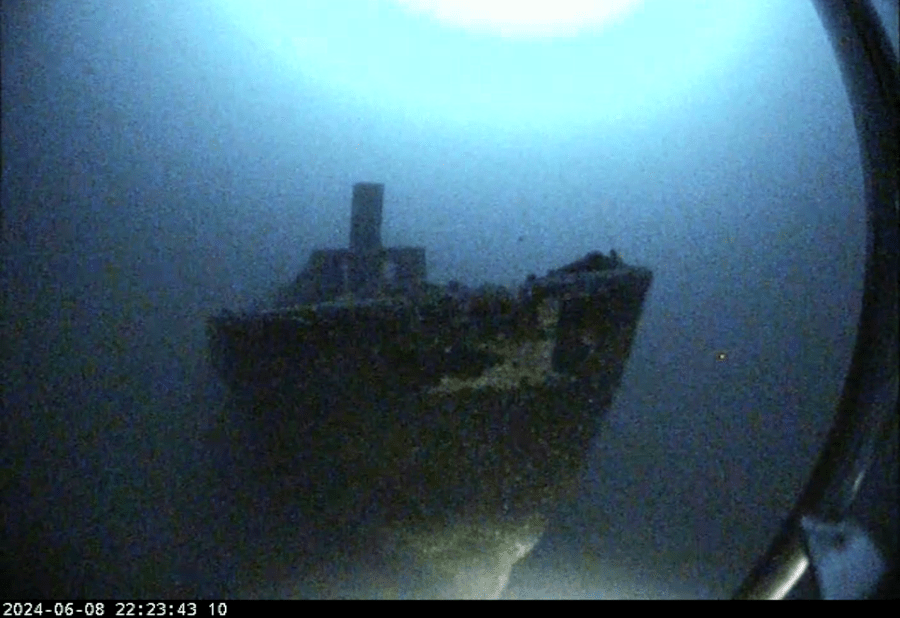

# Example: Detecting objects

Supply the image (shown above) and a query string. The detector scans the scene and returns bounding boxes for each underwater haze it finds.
[2,0,890,599]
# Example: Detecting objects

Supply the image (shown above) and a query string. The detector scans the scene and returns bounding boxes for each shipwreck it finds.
[206,182,653,533]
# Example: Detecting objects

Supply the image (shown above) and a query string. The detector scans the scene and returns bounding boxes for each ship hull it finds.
[207,266,652,530]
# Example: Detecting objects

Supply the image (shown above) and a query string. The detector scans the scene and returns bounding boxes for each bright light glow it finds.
[393,0,644,38]
[220,1,766,129]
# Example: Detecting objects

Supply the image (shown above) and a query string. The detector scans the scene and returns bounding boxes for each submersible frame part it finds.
[734,0,898,600]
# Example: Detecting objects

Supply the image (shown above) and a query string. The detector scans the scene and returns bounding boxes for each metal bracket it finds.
[800,515,887,599]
